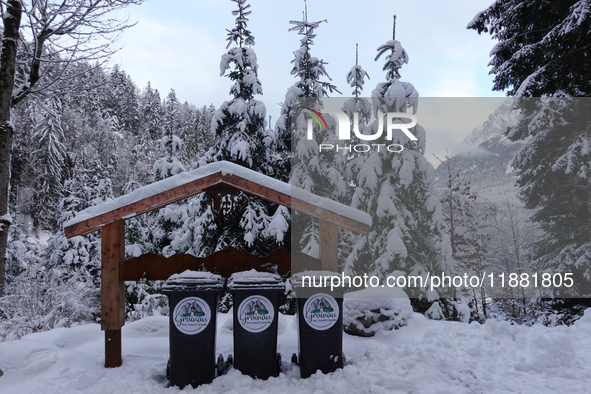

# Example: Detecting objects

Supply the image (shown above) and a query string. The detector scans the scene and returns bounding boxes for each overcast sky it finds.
[112,0,507,165]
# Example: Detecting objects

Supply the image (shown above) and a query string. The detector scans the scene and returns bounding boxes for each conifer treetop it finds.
[347,44,370,97]
[225,0,255,49]
[375,14,409,81]
[375,40,409,81]
[287,5,339,97]
[218,0,262,105]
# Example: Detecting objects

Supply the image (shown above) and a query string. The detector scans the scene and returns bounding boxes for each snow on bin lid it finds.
[291,270,340,288]
[227,269,284,290]
[162,270,224,291]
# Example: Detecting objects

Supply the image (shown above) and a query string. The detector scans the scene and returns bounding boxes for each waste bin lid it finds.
[227,269,285,291]
[162,270,224,291]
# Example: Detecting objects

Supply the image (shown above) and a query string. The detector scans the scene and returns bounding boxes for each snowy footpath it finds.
[1,310,591,394]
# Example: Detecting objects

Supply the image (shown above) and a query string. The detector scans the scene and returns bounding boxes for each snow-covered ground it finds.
[1,310,591,393]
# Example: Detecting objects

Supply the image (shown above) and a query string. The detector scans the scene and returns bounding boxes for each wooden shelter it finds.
[64,161,371,368]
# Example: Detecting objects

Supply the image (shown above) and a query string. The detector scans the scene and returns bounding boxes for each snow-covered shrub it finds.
[425,301,445,320]
[218,290,233,313]
[5,223,41,281]
[451,299,472,323]
[0,262,99,341]
[418,298,471,322]
[523,299,591,327]
[278,278,296,315]
[125,279,168,321]
[127,293,168,321]
[343,287,413,337]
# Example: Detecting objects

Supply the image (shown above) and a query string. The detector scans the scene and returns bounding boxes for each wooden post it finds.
[319,219,338,272]
[104,329,121,368]
[101,220,125,368]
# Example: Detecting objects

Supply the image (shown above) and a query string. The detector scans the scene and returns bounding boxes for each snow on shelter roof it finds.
[63,161,371,238]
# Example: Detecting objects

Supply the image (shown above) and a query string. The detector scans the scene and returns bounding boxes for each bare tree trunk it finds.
[0,0,23,296]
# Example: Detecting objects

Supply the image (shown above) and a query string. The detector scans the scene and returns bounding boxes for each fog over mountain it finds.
[434,99,526,203]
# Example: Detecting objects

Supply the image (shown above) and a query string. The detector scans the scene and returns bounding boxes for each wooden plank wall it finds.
[120,248,321,281]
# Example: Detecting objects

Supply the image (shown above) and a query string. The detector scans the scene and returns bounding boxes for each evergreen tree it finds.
[342,44,372,198]
[45,174,103,288]
[341,46,372,272]
[5,222,40,282]
[145,90,187,256]
[280,5,343,256]
[188,0,287,257]
[140,82,164,142]
[38,168,115,329]
[470,1,591,298]
[153,89,185,181]
[102,65,140,135]
[179,102,215,167]
[510,98,591,297]
[274,7,340,183]
[345,29,452,304]
[30,97,68,230]
[468,0,590,97]
[203,0,272,173]
[136,82,164,184]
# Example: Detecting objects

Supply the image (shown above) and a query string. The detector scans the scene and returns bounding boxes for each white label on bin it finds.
[303,293,339,331]
[172,296,211,335]
[237,295,275,333]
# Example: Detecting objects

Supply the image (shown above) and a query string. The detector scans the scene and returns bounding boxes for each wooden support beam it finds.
[291,197,370,235]
[101,220,125,368]
[104,329,122,368]
[319,219,338,272]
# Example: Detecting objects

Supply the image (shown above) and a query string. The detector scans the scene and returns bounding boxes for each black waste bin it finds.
[292,271,345,378]
[162,270,224,388]
[228,270,285,379]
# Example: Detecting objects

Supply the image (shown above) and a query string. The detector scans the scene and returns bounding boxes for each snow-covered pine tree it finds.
[102,65,140,136]
[103,65,145,191]
[204,0,272,173]
[345,25,452,305]
[341,45,372,274]
[279,4,343,257]
[183,0,288,257]
[45,171,107,288]
[509,98,591,298]
[27,167,116,332]
[140,82,164,142]
[177,102,216,167]
[467,0,590,97]
[5,222,40,282]
[144,89,188,256]
[30,97,68,230]
[470,1,591,301]
[275,5,340,184]
[153,89,185,181]
[136,82,164,184]
[342,44,372,201]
